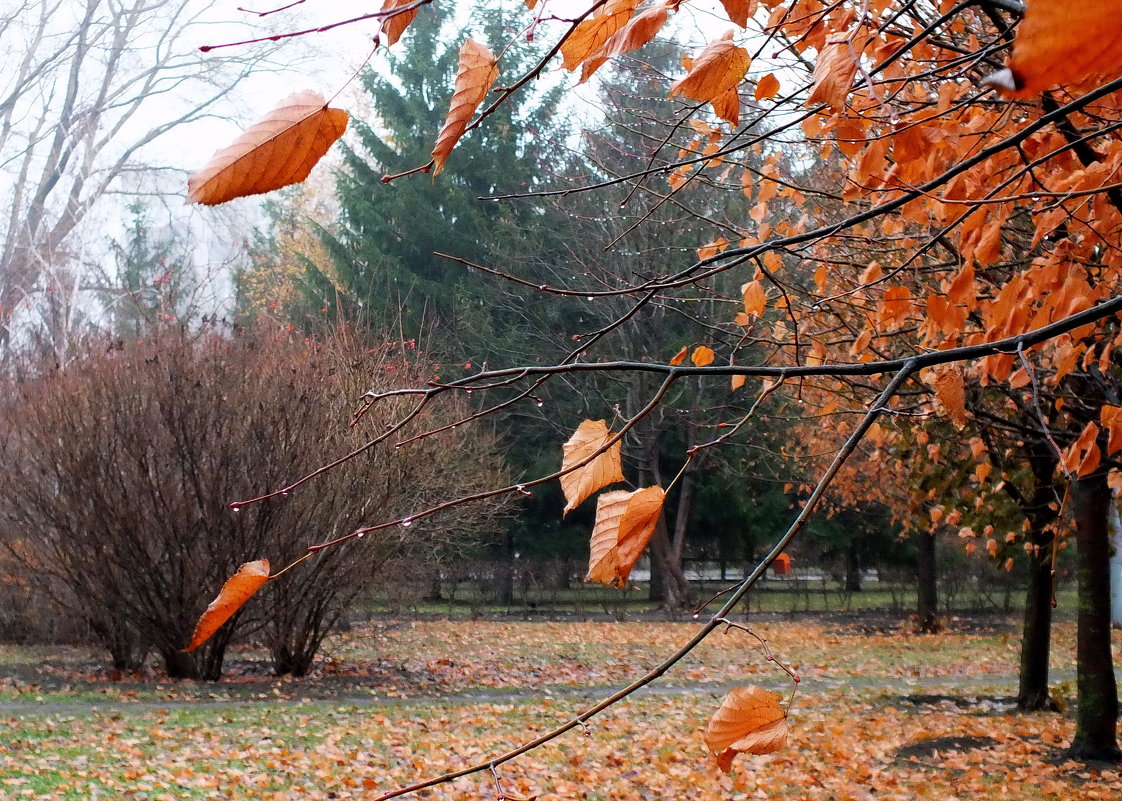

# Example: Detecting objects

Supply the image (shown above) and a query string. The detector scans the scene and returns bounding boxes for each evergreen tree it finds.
[310,8,567,350]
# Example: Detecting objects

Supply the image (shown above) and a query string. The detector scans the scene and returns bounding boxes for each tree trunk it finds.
[1068,473,1121,762]
[845,543,862,592]
[649,517,694,612]
[162,650,199,680]
[916,530,939,632]
[1017,525,1055,710]
[494,530,515,606]
[1015,450,1061,710]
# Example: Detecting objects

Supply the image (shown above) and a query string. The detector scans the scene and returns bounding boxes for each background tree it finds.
[0,328,506,678]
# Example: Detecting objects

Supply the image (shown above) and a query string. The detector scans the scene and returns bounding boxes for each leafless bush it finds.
[0,328,506,678]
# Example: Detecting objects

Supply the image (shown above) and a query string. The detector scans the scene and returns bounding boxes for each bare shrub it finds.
[0,328,505,678]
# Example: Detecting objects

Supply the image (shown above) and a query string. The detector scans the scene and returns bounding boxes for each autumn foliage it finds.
[177,0,1122,783]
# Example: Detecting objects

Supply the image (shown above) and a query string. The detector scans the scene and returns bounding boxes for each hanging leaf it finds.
[731,373,746,390]
[933,367,967,428]
[806,35,860,111]
[379,0,419,47]
[580,3,670,82]
[691,345,716,366]
[187,92,348,205]
[432,39,499,176]
[741,279,767,318]
[560,419,625,515]
[184,560,271,652]
[587,486,665,586]
[986,0,1122,98]
[669,345,689,365]
[669,32,750,104]
[561,0,639,72]
[719,0,756,28]
[755,72,780,100]
[705,686,788,772]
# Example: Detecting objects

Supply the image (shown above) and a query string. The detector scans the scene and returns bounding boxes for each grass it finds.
[1,616,1119,800]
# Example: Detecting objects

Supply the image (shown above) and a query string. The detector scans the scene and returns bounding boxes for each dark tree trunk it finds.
[1017,526,1055,710]
[1068,473,1121,762]
[845,543,862,592]
[916,530,939,632]
[1016,450,1061,711]
[495,530,515,606]
[649,518,694,612]
[162,649,199,680]
[647,553,667,602]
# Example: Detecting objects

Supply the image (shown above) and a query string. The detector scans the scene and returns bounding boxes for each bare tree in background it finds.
[0,0,278,361]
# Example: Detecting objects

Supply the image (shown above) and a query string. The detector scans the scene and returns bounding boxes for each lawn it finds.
[1,616,1120,800]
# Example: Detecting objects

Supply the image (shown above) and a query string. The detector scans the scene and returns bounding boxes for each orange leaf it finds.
[379,0,419,47]
[669,345,689,365]
[741,279,767,317]
[934,367,967,428]
[560,419,625,515]
[587,487,665,586]
[709,86,741,126]
[1102,405,1122,454]
[987,0,1122,98]
[1064,421,1101,476]
[806,35,860,111]
[432,39,499,176]
[718,0,756,28]
[580,3,670,82]
[986,538,998,558]
[731,374,746,390]
[705,686,788,772]
[754,72,780,100]
[561,0,638,72]
[691,345,716,367]
[187,92,348,205]
[184,560,270,652]
[669,32,750,104]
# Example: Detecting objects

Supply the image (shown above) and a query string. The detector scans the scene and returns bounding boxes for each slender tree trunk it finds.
[845,543,862,592]
[1017,525,1055,710]
[649,517,694,612]
[1068,473,1121,762]
[916,530,939,632]
[495,530,515,606]
[1016,450,1061,710]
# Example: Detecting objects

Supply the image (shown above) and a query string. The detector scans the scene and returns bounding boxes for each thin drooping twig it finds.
[372,361,917,801]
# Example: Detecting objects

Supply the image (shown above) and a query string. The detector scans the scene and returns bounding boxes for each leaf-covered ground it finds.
[2,617,1120,799]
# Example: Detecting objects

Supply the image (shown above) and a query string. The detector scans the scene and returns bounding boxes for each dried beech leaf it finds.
[187,92,348,205]
[691,345,716,367]
[380,0,419,47]
[988,0,1122,98]
[669,32,750,103]
[561,419,625,515]
[705,686,788,772]
[755,72,780,100]
[184,559,270,652]
[806,35,860,111]
[709,85,741,126]
[432,39,499,176]
[580,3,670,82]
[561,0,638,72]
[934,367,967,428]
[669,32,749,104]
[731,373,746,390]
[669,345,689,365]
[719,0,756,28]
[741,280,767,317]
[587,486,665,586]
